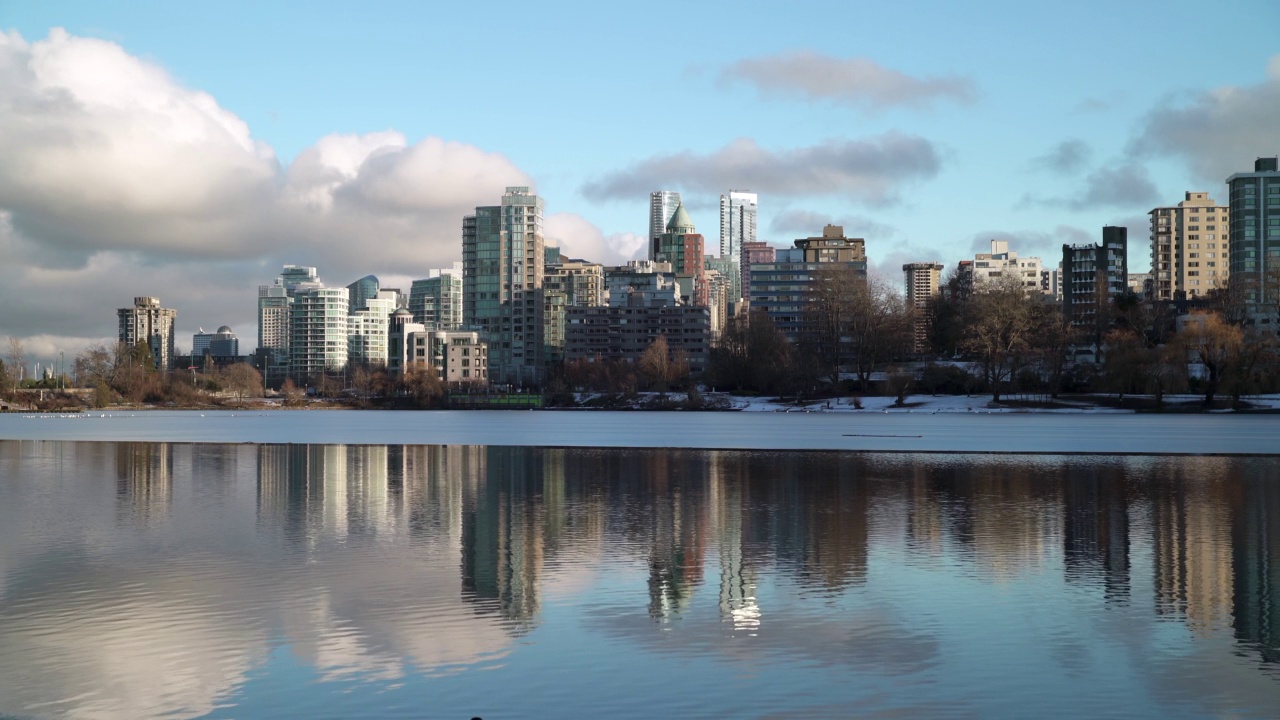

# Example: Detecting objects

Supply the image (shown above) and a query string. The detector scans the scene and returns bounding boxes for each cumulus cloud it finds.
[1130,55,1280,183]
[545,213,646,266]
[719,51,976,111]
[769,209,896,240]
[0,28,574,362]
[1019,162,1159,211]
[1033,139,1092,175]
[582,134,941,206]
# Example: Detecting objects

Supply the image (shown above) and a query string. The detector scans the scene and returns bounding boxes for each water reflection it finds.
[1,442,1279,718]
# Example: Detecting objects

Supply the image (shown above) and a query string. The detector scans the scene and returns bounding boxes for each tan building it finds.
[118,296,177,371]
[903,262,943,353]
[794,224,866,263]
[405,329,488,385]
[1149,191,1230,301]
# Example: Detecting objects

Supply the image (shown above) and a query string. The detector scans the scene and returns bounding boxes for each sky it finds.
[2,0,1278,365]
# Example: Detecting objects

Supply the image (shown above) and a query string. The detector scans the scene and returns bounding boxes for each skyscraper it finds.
[290,286,349,380]
[719,190,758,305]
[903,262,944,353]
[117,296,177,371]
[649,191,682,258]
[462,186,545,385]
[345,275,380,313]
[1063,226,1128,349]
[1226,157,1280,325]
[258,265,319,386]
[1149,192,1230,301]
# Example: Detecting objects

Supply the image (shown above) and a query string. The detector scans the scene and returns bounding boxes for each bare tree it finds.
[638,335,690,393]
[961,274,1044,402]
[1176,311,1243,407]
[221,363,263,402]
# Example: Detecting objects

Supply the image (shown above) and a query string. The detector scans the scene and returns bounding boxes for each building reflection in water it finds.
[115,442,173,524]
[241,445,1280,673]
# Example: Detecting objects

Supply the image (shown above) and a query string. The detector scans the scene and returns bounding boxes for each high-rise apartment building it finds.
[1063,226,1128,342]
[409,266,463,331]
[720,190,758,304]
[544,251,605,366]
[649,191,682,256]
[348,296,395,367]
[117,296,177,371]
[740,241,774,307]
[345,275,380,312]
[903,262,943,353]
[258,265,319,385]
[290,286,349,381]
[1149,191,1230,301]
[1226,157,1280,324]
[462,186,545,385]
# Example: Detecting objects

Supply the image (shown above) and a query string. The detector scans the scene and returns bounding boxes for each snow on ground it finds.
[724,393,1280,414]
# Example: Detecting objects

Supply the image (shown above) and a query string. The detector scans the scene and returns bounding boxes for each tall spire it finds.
[666,202,695,233]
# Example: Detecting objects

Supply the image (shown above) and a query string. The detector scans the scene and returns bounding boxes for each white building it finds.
[258,265,320,384]
[971,240,1044,295]
[348,296,395,367]
[603,260,680,308]
[719,190,758,304]
[290,286,349,380]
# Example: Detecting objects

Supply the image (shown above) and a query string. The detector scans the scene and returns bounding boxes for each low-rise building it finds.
[565,303,710,374]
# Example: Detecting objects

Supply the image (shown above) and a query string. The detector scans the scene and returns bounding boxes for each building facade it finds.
[565,304,711,375]
[290,286,349,381]
[409,267,463,331]
[649,190,682,256]
[740,241,775,308]
[345,275,380,312]
[972,240,1043,295]
[653,202,708,308]
[719,190,758,305]
[257,265,320,385]
[462,186,545,385]
[118,296,177,371]
[1149,191,1230,302]
[748,225,868,342]
[403,329,489,385]
[1226,157,1280,325]
[1063,226,1129,342]
[347,296,395,368]
[192,326,239,359]
[903,262,944,354]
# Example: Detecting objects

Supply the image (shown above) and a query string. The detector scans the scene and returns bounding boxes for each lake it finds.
[1,409,1279,454]
[1,439,1278,718]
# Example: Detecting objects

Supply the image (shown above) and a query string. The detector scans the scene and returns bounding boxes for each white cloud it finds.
[0,28,593,363]
[545,213,645,266]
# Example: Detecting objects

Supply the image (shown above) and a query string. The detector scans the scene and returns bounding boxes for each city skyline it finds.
[2,1,1278,364]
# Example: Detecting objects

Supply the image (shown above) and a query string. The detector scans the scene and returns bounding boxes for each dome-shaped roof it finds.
[392,308,414,317]
[216,325,233,334]
[666,202,695,233]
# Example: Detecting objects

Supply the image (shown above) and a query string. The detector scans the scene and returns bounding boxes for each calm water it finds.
[2,441,1279,719]
[2,409,1280,454]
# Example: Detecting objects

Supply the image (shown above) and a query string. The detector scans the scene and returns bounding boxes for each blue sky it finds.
[2,0,1279,357]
